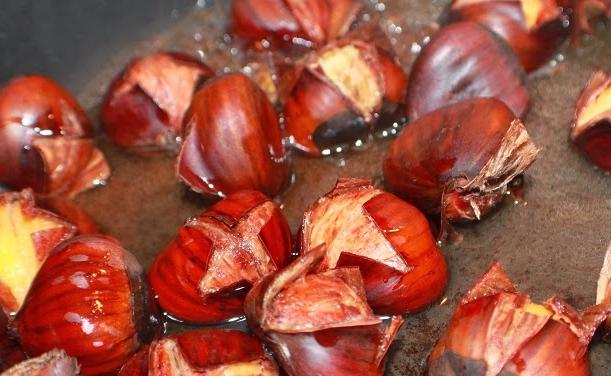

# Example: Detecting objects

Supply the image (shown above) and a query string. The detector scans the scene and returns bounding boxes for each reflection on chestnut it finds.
[0,76,110,197]
[118,329,278,375]
[177,73,291,198]
[385,98,539,227]
[428,262,611,375]
[1,349,78,376]
[0,310,24,372]
[101,52,214,150]
[14,235,161,376]
[245,246,404,376]
[406,22,530,120]
[299,178,448,314]
[149,190,292,324]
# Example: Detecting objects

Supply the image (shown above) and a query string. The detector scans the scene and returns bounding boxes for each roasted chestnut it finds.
[445,0,569,72]
[299,178,448,314]
[428,262,611,375]
[177,73,291,198]
[1,350,78,376]
[406,22,530,120]
[385,98,539,228]
[118,329,278,375]
[14,235,161,375]
[0,310,24,372]
[245,245,404,376]
[0,75,110,197]
[570,69,611,172]
[0,190,76,316]
[101,52,214,150]
[149,190,292,324]
[597,244,611,333]
[230,0,363,49]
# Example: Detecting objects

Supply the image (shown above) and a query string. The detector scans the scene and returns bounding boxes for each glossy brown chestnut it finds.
[230,0,363,49]
[428,262,611,375]
[1,350,79,376]
[245,245,404,376]
[385,98,539,226]
[446,0,569,72]
[570,69,611,172]
[177,73,291,198]
[284,38,407,155]
[100,52,214,150]
[406,22,530,120]
[0,310,24,372]
[0,75,110,197]
[0,190,76,316]
[299,178,448,314]
[118,329,278,375]
[14,235,161,376]
[597,244,611,333]
[149,190,292,324]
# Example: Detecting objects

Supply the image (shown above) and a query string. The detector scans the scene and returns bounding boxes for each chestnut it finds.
[14,235,161,376]
[177,73,291,198]
[244,245,404,376]
[34,196,99,235]
[428,262,611,375]
[445,0,569,72]
[0,75,110,197]
[0,310,24,372]
[1,350,78,376]
[149,190,292,324]
[299,178,448,314]
[406,22,530,120]
[384,98,539,227]
[284,38,407,156]
[118,329,278,375]
[100,52,214,150]
[0,190,76,316]
[570,69,611,172]
[230,0,363,49]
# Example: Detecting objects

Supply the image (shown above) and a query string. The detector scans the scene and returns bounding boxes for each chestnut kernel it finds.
[1,350,78,376]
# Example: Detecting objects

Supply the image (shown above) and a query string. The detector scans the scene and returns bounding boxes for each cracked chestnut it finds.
[2,350,78,376]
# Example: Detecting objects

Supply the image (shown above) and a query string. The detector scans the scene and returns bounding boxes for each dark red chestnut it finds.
[406,22,530,120]
[14,235,161,376]
[570,69,611,172]
[149,190,292,324]
[0,75,110,197]
[245,245,404,376]
[118,329,278,375]
[0,310,24,371]
[230,0,363,49]
[385,98,539,226]
[284,38,407,156]
[2,350,79,376]
[0,189,76,316]
[177,73,291,198]
[428,262,611,375]
[101,52,214,150]
[299,178,448,314]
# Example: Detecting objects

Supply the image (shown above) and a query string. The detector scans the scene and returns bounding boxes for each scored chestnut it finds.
[1,349,78,376]
[570,69,611,172]
[284,37,407,156]
[177,73,292,198]
[14,235,161,376]
[0,75,110,197]
[230,0,363,49]
[428,261,611,375]
[0,189,76,316]
[384,98,539,228]
[101,52,214,150]
[299,178,448,314]
[406,22,530,120]
[245,245,404,376]
[118,329,278,375]
[149,190,292,324]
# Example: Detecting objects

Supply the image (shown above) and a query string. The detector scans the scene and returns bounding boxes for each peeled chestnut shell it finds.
[149,190,292,324]
[428,262,611,375]
[2,350,78,376]
[14,235,161,375]
[385,98,539,225]
[299,178,448,314]
[119,329,278,375]
[571,69,611,172]
[245,245,404,376]
[177,73,291,198]
[406,22,530,120]
[0,75,110,197]
[101,52,214,150]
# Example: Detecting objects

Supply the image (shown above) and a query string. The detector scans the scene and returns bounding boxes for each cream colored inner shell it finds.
[579,85,611,127]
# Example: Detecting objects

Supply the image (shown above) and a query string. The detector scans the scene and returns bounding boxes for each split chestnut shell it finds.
[1,350,78,376]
